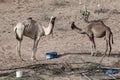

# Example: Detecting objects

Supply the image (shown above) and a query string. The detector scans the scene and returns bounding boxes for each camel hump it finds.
[23,17,37,26]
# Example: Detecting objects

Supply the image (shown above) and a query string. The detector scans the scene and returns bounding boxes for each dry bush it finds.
[50,0,69,7]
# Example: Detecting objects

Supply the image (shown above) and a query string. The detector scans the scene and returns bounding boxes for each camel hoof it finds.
[102,54,106,57]
[91,53,94,56]
[107,54,110,57]
[21,59,25,61]
[19,58,25,61]
[31,58,38,61]
[94,53,97,56]
[91,53,97,56]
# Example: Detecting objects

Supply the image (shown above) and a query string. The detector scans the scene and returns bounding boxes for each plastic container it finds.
[46,52,58,60]
[16,70,23,78]
[103,69,119,74]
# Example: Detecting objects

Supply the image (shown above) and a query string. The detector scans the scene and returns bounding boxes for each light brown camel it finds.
[14,16,56,61]
[71,21,114,56]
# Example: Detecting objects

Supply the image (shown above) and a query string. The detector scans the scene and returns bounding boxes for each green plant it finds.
[80,7,90,22]
[111,9,120,14]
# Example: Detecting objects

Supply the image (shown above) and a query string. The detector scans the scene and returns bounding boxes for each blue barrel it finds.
[46,52,58,60]
[103,69,119,74]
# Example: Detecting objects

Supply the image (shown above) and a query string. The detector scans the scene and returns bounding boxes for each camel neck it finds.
[43,22,54,35]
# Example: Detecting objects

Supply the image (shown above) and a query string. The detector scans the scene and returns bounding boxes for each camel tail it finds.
[14,28,22,41]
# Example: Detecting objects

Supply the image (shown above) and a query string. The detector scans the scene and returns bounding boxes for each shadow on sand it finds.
[58,52,120,58]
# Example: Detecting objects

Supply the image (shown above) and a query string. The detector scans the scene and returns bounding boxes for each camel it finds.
[14,16,56,61]
[71,21,114,56]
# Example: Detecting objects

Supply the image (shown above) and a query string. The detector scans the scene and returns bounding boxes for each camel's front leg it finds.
[17,41,24,61]
[31,37,40,61]
[89,36,97,56]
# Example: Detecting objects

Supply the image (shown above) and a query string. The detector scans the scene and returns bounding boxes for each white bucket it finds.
[16,70,23,78]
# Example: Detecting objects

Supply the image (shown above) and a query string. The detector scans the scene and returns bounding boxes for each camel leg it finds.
[105,39,111,57]
[108,34,112,56]
[90,41,94,56]
[105,30,112,56]
[17,41,24,61]
[92,37,97,56]
[31,37,40,61]
[104,39,108,56]
[105,31,110,56]
[89,37,96,56]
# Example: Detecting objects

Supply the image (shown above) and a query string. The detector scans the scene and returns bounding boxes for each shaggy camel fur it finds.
[14,16,56,61]
[71,21,113,56]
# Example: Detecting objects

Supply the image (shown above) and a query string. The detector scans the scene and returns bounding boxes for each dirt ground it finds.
[0,0,120,80]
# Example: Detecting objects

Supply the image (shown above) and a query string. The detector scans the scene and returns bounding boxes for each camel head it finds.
[50,16,56,24]
[71,22,76,30]
[43,16,56,36]
[70,21,82,33]
[49,16,56,34]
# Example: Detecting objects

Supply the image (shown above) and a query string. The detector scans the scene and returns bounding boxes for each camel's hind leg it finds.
[17,41,24,61]
[105,30,112,56]
[104,39,108,56]
[108,40,112,56]
[108,33,112,56]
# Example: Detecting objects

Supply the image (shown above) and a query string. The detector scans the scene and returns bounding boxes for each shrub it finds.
[51,0,67,7]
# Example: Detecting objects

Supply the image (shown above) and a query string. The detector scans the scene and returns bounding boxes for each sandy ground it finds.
[0,0,120,80]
